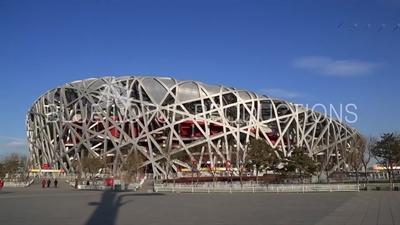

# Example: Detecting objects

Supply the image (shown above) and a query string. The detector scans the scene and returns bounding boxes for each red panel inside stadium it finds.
[210,123,223,135]
[109,117,120,138]
[60,117,294,146]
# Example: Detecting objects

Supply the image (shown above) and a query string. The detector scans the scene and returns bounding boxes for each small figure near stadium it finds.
[41,179,46,188]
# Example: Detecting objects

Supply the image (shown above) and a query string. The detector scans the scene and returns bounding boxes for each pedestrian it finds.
[41,179,46,188]
[0,179,4,192]
[47,179,51,188]
[54,179,58,188]
[75,179,78,189]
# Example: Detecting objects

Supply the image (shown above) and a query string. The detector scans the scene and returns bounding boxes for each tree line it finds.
[0,151,143,190]
[162,132,400,188]
[0,153,29,181]
[243,132,400,188]
[71,153,143,190]
[1,133,398,190]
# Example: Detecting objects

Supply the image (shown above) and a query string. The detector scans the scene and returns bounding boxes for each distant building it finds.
[369,165,400,172]
[26,76,362,178]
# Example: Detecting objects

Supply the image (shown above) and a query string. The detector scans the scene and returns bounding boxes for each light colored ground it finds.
[0,180,399,225]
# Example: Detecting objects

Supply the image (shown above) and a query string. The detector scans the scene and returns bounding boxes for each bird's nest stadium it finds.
[26,76,362,178]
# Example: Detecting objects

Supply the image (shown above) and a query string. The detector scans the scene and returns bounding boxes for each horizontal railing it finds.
[71,182,139,191]
[154,183,360,193]
[360,183,400,190]
[4,179,35,187]
[76,185,112,190]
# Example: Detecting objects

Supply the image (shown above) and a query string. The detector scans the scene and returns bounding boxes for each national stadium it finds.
[26,76,362,179]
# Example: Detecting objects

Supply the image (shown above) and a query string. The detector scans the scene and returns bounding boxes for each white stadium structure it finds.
[26,76,362,178]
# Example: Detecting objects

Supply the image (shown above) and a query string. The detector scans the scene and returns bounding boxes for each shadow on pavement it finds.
[85,191,165,225]
[0,191,14,194]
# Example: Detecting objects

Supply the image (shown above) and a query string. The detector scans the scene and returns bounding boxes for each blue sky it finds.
[0,0,399,155]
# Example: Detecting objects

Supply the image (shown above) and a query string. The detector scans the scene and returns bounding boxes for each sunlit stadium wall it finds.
[26,76,362,178]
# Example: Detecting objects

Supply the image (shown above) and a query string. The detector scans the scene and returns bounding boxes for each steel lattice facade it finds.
[26,76,362,178]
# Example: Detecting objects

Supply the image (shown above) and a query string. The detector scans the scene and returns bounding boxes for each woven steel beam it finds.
[26,76,362,178]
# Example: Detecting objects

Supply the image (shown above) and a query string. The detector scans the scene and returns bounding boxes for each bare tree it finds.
[194,145,208,186]
[0,162,5,179]
[362,136,377,183]
[346,136,366,185]
[159,146,172,182]
[210,165,218,187]
[208,151,221,187]
[317,149,336,184]
[81,157,106,184]
[332,173,346,183]
[322,160,334,184]
[169,150,186,187]
[238,143,252,188]
[122,151,143,190]
[0,153,28,181]
[195,169,202,187]
[71,159,82,182]
[19,155,29,181]
[229,148,238,184]
[189,146,202,186]
[162,147,172,180]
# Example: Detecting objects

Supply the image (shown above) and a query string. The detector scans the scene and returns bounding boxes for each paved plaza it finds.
[0,180,399,225]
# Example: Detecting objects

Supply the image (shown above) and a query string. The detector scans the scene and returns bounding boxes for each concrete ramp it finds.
[135,179,154,193]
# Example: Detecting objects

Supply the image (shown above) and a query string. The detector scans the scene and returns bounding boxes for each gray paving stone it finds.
[316,191,400,225]
[1,187,399,225]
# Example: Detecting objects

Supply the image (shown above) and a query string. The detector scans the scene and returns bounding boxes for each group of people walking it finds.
[41,179,58,188]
